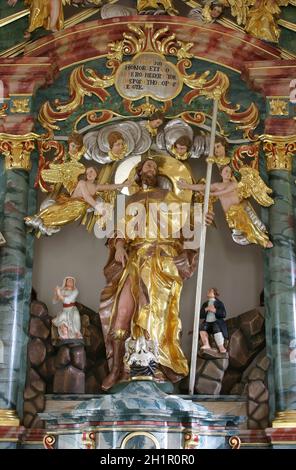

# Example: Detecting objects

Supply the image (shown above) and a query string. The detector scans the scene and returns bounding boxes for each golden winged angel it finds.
[7,0,102,38]
[137,0,178,15]
[7,0,64,38]
[222,0,289,43]
[25,147,130,237]
[178,163,274,249]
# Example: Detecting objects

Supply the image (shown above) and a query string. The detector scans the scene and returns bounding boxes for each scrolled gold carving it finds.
[263,135,296,171]
[0,103,8,117]
[38,23,260,139]
[108,25,146,62]
[43,434,56,449]
[0,133,38,171]
[229,435,241,449]
[107,25,194,62]
[39,65,115,136]
[232,143,260,172]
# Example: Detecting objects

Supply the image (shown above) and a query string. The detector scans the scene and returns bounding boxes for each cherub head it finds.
[172,135,192,160]
[200,1,224,23]
[209,1,224,19]
[68,132,84,156]
[85,166,98,183]
[107,131,127,160]
[214,136,228,158]
[220,165,233,182]
[135,158,159,187]
[148,111,165,130]
[207,287,219,298]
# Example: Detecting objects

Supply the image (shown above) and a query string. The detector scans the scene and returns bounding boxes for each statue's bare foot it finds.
[200,345,211,350]
[24,31,31,39]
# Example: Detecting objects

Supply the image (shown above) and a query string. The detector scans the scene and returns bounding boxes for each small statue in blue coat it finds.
[200,287,228,354]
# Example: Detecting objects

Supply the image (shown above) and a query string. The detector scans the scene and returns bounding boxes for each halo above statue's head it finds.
[114,154,193,202]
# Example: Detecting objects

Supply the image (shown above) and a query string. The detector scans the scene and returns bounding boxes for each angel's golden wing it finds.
[238,166,274,207]
[96,190,116,206]
[41,161,85,195]
[225,0,251,25]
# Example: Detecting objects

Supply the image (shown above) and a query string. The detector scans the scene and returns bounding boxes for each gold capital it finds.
[272,410,296,428]
[10,98,30,114]
[0,409,20,427]
[269,99,289,116]
[0,133,39,171]
[262,135,296,172]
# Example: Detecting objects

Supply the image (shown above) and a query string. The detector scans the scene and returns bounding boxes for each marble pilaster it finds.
[0,168,30,414]
[264,169,296,414]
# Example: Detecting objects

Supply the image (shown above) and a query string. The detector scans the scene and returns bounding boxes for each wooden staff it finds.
[189,97,219,396]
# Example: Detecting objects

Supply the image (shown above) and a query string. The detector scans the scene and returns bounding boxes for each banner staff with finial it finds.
[189,92,220,396]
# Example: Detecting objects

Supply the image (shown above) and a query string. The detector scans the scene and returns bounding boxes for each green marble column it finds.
[264,153,296,425]
[0,152,37,426]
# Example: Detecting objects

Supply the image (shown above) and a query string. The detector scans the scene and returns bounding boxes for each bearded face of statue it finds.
[139,160,159,187]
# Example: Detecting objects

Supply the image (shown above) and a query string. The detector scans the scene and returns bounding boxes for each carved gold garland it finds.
[38,24,259,140]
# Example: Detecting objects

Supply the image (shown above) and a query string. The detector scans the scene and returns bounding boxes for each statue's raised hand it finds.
[177,178,190,190]
[115,246,128,267]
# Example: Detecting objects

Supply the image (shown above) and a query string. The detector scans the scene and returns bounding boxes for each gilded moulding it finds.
[272,410,296,428]
[0,133,39,171]
[262,134,296,172]
[0,409,20,427]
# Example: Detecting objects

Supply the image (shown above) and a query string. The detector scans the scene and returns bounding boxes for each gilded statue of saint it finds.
[99,157,214,390]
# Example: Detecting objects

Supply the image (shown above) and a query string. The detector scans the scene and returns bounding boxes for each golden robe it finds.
[24,195,90,236]
[225,202,271,248]
[25,0,64,33]
[37,195,88,228]
[99,188,198,381]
